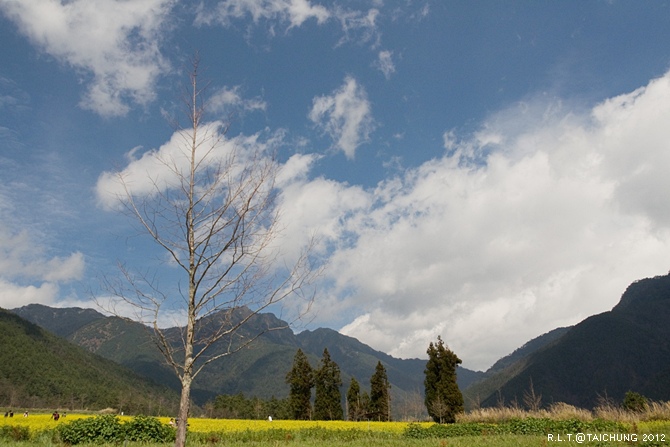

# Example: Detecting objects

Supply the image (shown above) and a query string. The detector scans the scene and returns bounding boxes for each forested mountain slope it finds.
[0,308,178,413]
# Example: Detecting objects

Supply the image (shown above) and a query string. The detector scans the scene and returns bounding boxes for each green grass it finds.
[5,436,666,447]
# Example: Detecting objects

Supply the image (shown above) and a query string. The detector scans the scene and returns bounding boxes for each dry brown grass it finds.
[457,403,592,423]
[594,400,670,422]
[458,400,670,424]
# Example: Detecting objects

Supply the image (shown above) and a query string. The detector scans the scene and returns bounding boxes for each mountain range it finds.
[6,273,670,413]
[9,303,481,416]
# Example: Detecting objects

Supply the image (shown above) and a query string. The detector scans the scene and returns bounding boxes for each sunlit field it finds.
[164,416,427,433]
[2,411,670,446]
[0,413,429,433]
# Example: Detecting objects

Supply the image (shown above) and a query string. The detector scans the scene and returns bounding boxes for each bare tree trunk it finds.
[175,374,191,447]
[175,315,195,447]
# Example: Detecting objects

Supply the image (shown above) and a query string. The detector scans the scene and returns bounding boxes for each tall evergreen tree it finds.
[369,361,391,421]
[424,336,463,423]
[360,391,371,419]
[346,377,363,421]
[313,348,343,420]
[285,349,314,420]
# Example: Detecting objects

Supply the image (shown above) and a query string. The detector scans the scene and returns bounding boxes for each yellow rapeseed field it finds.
[0,412,87,432]
[159,417,426,434]
[1,413,427,435]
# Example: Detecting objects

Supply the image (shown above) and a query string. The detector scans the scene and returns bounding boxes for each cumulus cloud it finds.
[0,279,60,309]
[308,76,374,159]
[95,121,283,210]
[0,0,173,117]
[274,71,670,370]
[0,226,84,309]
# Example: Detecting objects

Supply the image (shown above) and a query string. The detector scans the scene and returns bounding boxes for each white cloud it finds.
[0,279,60,309]
[375,50,395,79]
[96,121,238,209]
[282,71,670,370]
[308,76,374,159]
[195,0,380,46]
[0,228,84,283]
[0,226,84,309]
[195,0,330,28]
[278,171,370,258]
[276,152,319,186]
[0,0,173,117]
[208,85,267,115]
[332,6,380,47]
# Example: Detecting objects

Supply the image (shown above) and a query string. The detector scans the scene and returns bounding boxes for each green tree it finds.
[266,395,290,420]
[424,336,463,423]
[285,349,314,420]
[622,391,648,413]
[346,377,364,421]
[360,391,371,419]
[313,348,343,420]
[369,361,391,421]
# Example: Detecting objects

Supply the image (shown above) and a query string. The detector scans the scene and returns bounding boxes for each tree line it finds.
[210,337,463,423]
[285,348,392,421]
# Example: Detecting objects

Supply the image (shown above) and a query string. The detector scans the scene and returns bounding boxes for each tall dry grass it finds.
[457,402,592,423]
[594,400,670,422]
[459,400,670,424]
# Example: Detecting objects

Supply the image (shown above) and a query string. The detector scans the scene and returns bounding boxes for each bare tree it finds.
[103,56,317,447]
[429,395,451,424]
[522,377,542,412]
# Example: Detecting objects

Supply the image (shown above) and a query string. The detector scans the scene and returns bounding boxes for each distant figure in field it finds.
[52,411,60,421]
[9,410,13,417]
[23,411,28,417]
[268,416,272,422]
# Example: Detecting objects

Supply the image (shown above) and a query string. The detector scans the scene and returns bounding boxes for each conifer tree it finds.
[369,361,391,421]
[313,348,343,420]
[285,349,314,420]
[360,391,371,419]
[424,336,463,423]
[346,377,363,421]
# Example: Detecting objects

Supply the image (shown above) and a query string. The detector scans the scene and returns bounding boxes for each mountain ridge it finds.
[464,274,670,409]
[11,304,484,415]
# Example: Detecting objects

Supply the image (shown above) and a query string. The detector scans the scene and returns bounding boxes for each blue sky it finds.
[3,0,670,370]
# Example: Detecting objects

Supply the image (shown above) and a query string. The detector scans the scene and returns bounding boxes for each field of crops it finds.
[0,413,428,433]
[2,413,670,446]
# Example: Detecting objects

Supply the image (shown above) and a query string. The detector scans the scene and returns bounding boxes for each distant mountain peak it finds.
[612,273,670,312]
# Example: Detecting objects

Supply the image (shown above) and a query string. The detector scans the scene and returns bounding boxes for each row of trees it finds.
[285,349,391,421]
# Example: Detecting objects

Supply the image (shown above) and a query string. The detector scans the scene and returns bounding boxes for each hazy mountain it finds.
[464,274,670,409]
[11,304,482,408]
[0,307,179,413]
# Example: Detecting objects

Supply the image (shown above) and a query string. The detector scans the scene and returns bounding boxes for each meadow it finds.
[2,406,670,446]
